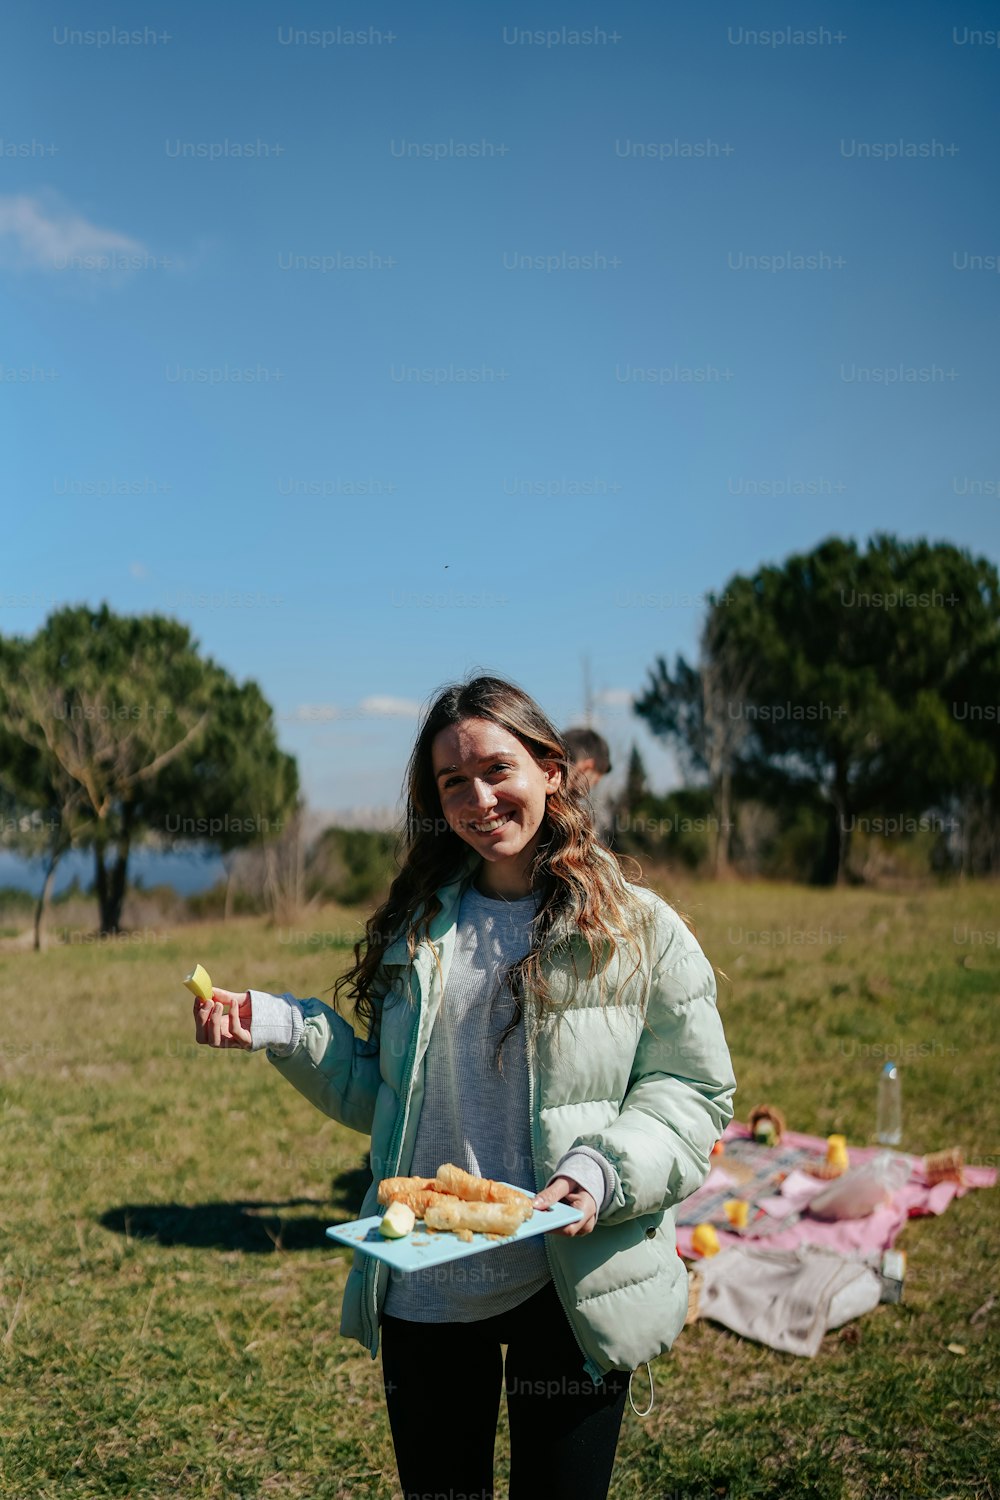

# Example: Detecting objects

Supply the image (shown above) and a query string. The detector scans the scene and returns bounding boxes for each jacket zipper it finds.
[363,957,425,1352]
[364,928,609,1382]
[526,1014,608,1386]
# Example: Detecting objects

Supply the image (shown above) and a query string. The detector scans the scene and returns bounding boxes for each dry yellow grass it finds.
[0,880,997,1497]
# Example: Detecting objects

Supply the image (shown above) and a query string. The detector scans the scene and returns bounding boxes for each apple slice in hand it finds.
[183,963,228,1006]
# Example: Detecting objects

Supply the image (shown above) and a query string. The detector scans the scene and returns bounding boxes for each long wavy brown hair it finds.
[332,674,656,1067]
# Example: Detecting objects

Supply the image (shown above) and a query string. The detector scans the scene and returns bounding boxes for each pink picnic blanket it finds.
[675,1122,996,1259]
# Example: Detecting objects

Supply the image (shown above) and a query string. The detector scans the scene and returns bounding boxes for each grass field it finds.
[1,878,997,1499]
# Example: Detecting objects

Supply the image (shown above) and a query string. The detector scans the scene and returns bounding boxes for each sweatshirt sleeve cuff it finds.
[548,1147,619,1216]
[248,990,305,1057]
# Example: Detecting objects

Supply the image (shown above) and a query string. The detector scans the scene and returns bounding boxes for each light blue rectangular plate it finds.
[326,1190,582,1273]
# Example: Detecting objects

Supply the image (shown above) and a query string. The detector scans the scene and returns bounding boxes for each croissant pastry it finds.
[424,1197,532,1237]
[377,1164,535,1232]
[434,1163,534,1209]
[377,1177,448,1217]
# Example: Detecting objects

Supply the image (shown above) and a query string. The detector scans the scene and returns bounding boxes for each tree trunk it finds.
[95,835,110,931]
[293,811,304,910]
[831,760,852,885]
[712,770,733,878]
[95,844,128,933]
[959,795,972,882]
[263,808,304,924]
[835,804,853,886]
[223,851,236,921]
[263,841,280,921]
[34,837,67,951]
[95,806,133,933]
[109,845,128,930]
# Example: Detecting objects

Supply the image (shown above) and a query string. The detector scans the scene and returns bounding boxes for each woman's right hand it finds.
[193,989,253,1050]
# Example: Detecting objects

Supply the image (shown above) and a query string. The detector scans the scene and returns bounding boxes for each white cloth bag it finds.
[695,1245,883,1357]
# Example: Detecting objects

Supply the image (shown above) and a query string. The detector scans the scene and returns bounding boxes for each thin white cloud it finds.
[129,561,149,580]
[284,696,421,723]
[0,192,147,272]
[597,688,634,707]
[286,704,338,721]
[359,695,422,718]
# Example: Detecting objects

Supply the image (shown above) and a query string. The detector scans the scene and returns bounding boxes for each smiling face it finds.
[432,716,562,898]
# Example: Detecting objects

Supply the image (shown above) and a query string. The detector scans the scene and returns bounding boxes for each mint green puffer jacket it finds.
[264,851,736,1381]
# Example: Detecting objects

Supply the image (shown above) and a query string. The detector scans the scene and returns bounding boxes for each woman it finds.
[194,675,737,1500]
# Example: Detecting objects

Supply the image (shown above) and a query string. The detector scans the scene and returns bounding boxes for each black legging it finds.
[380,1278,631,1500]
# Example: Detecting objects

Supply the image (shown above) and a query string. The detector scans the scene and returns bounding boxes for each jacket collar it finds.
[379,847,587,962]
[379,851,479,964]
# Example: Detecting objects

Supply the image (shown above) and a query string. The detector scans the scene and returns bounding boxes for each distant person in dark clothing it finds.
[562,726,612,792]
[563,726,616,849]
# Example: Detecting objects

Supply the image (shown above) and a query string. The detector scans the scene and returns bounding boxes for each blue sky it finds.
[3,0,999,847]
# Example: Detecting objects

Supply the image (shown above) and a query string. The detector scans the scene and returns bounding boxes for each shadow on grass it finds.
[100,1159,374,1253]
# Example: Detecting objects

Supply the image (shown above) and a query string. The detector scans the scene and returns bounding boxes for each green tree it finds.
[623,744,648,809]
[0,603,298,933]
[607,744,649,850]
[636,536,999,884]
[634,608,754,876]
[0,637,96,946]
[946,622,1000,875]
[151,675,299,919]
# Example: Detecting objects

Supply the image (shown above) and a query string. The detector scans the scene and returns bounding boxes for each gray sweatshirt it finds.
[249,883,620,1321]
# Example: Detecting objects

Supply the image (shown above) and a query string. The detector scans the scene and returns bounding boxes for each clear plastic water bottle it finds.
[876,1060,902,1145]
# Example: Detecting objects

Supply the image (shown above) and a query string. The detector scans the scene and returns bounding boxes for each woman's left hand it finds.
[531,1177,597,1236]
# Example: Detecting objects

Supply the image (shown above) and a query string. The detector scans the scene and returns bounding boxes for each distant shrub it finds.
[185,883,263,920]
[610,787,716,871]
[306,827,397,907]
[0,885,36,915]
